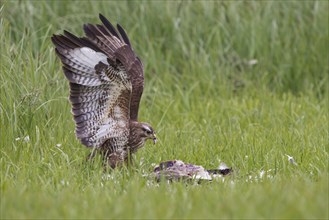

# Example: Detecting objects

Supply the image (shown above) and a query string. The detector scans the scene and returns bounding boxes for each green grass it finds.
[1,0,328,219]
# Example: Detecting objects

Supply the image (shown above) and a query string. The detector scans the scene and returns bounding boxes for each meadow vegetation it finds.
[1,1,328,219]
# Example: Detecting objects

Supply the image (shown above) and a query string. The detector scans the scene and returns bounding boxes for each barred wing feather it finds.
[51,15,141,148]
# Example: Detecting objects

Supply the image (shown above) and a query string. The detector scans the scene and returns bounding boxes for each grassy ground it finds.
[1,0,328,219]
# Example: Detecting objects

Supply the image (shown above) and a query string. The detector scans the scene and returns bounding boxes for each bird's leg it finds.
[101,150,125,169]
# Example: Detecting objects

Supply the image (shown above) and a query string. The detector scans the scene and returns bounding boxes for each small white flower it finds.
[56,143,62,148]
[102,174,114,181]
[15,136,30,142]
[60,179,69,186]
[23,136,30,142]
[248,59,258,66]
[259,170,265,179]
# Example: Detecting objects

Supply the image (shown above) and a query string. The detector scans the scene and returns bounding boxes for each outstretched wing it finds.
[51,14,143,148]
[94,14,144,121]
[97,14,144,121]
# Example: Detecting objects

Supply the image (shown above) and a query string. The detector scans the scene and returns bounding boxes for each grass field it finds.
[1,0,328,219]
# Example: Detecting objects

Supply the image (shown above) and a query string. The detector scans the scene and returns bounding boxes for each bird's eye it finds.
[143,127,152,135]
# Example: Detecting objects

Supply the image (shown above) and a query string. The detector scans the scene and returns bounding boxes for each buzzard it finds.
[51,14,156,168]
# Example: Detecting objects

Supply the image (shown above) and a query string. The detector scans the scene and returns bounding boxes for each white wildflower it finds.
[15,136,30,142]
[102,174,114,181]
[23,136,30,142]
[248,59,258,66]
[60,179,69,186]
[259,170,265,179]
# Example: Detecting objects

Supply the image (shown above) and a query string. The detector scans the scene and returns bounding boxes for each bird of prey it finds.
[51,14,156,168]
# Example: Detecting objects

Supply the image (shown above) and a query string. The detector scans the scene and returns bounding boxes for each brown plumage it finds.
[51,14,156,168]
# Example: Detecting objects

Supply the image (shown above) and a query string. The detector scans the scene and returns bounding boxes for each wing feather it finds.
[127,58,144,120]
[87,14,145,120]
[70,65,131,147]
[117,24,132,47]
[52,14,144,149]
[98,14,121,39]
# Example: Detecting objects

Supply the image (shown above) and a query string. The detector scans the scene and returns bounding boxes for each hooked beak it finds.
[152,134,157,144]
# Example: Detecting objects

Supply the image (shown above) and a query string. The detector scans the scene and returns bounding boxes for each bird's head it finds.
[139,122,157,144]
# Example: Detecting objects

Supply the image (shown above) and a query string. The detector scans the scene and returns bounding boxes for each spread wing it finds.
[51,14,144,148]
